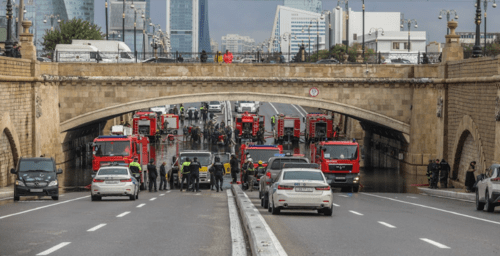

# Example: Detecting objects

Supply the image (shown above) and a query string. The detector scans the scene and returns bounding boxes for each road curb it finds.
[418,187,474,201]
[231,184,286,256]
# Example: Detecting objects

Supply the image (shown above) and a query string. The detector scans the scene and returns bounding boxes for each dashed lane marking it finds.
[116,211,130,218]
[149,197,157,201]
[349,210,363,216]
[292,105,305,117]
[36,242,71,255]
[136,203,146,208]
[87,223,107,232]
[338,195,349,198]
[0,195,90,220]
[378,221,396,228]
[159,194,165,196]
[420,238,450,249]
[332,203,340,207]
[167,190,171,193]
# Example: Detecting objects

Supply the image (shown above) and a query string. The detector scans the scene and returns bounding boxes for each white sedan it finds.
[268,168,334,216]
[91,166,140,201]
[476,164,500,212]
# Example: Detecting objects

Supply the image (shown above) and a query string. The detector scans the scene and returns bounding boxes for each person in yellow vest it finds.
[180,158,191,192]
[214,51,223,63]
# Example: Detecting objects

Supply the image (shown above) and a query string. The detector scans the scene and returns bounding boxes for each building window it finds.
[353,34,357,41]
[392,42,400,50]
[404,42,411,50]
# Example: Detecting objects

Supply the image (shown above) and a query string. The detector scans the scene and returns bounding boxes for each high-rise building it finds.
[166,0,211,54]
[284,0,322,13]
[210,38,219,53]
[109,0,150,54]
[221,34,255,53]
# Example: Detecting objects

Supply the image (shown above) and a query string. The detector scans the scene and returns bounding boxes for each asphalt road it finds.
[245,190,500,256]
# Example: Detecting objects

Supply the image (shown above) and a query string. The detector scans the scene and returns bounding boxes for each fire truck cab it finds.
[235,112,265,143]
[240,144,283,189]
[92,135,151,190]
[311,140,360,192]
[133,111,158,139]
[160,114,179,135]
[274,114,301,144]
[305,113,334,143]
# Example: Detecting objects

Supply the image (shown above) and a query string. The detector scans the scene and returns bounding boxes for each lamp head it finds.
[493,3,497,8]
[400,24,404,28]
[414,24,418,28]
[382,32,385,36]
[438,15,442,19]
[455,15,459,19]
[336,5,340,10]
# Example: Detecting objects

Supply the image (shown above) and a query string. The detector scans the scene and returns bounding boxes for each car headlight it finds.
[354,176,360,181]
[48,180,58,187]
[15,180,25,186]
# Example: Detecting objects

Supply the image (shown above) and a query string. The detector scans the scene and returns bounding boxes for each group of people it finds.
[240,158,265,191]
[426,159,451,189]
[129,158,168,192]
[179,157,225,192]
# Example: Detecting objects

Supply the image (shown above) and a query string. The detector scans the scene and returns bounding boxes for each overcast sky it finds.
[94,0,499,46]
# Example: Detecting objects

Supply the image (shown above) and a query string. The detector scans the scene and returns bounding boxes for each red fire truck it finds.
[305,113,334,143]
[240,144,283,169]
[160,114,179,135]
[235,112,265,143]
[92,135,151,190]
[133,111,158,139]
[274,114,301,144]
[311,140,360,192]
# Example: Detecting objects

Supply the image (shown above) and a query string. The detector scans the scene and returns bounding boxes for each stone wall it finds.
[447,57,499,79]
[0,56,33,77]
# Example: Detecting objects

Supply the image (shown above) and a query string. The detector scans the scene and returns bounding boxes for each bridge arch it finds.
[60,92,410,134]
[0,113,22,187]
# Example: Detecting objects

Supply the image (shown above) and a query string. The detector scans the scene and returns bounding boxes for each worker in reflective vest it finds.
[180,158,191,192]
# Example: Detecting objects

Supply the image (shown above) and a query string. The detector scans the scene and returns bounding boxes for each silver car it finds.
[91,166,140,201]
[268,168,333,216]
[476,164,500,212]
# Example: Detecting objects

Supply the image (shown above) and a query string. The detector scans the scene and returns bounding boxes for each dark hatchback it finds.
[11,157,63,201]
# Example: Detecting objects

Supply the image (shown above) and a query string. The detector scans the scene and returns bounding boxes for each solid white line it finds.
[338,195,349,198]
[0,196,90,220]
[420,238,450,249]
[268,102,279,114]
[87,223,106,232]
[378,221,396,228]
[37,242,71,255]
[136,203,146,208]
[227,190,247,256]
[159,194,165,196]
[116,211,130,218]
[332,203,340,207]
[407,196,417,199]
[297,105,308,117]
[149,197,157,201]
[292,105,305,117]
[349,210,364,216]
[361,193,500,226]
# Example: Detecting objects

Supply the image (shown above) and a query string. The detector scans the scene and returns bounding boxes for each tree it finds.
[41,18,103,51]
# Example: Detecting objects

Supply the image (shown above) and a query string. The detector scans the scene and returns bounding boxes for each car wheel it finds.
[323,207,333,216]
[130,194,136,200]
[476,190,485,211]
[263,193,269,209]
[136,189,139,199]
[13,196,19,201]
[261,198,264,207]
[485,191,495,212]
[271,199,280,215]
[268,197,272,213]
[52,196,59,201]
[140,183,145,191]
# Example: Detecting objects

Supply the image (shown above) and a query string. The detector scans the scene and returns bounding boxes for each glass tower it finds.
[110,0,149,53]
[284,0,322,13]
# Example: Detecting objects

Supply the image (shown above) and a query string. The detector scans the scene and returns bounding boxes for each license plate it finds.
[30,189,43,192]
[106,181,119,184]
[295,187,313,192]
[335,177,346,180]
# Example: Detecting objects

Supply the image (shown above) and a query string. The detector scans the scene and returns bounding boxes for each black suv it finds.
[11,157,63,201]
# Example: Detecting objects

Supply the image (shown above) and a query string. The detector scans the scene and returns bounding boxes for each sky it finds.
[93,0,499,47]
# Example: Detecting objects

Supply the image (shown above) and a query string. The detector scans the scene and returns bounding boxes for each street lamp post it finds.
[369,28,384,63]
[401,19,418,53]
[438,9,459,35]
[43,14,60,31]
[302,25,311,61]
[5,0,14,57]
[362,0,365,61]
[122,0,126,43]
[132,3,137,57]
[337,1,350,58]
[482,0,497,55]
[472,0,482,58]
[105,0,109,40]
[310,16,324,59]
[283,32,296,63]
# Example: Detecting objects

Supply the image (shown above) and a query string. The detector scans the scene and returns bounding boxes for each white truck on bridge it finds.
[54,40,136,63]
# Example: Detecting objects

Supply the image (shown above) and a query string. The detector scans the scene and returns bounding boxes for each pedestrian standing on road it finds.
[194,109,199,121]
[188,109,193,123]
[426,159,433,187]
[256,161,266,178]
[242,158,251,190]
[190,157,201,192]
[183,126,189,142]
[159,162,168,191]
[209,112,215,120]
[209,159,216,191]
[211,157,225,192]
[465,161,477,193]
[230,154,239,184]
[180,158,191,192]
[440,159,450,189]
[430,159,441,189]
[173,106,179,115]
[246,159,256,192]
[147,159,158,192]
[202,111,207,123]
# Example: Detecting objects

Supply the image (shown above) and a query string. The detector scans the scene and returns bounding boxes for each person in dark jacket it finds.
[430,159,441,189]
[230,154,239,184]
[188,109,193,122]
[159,162,167,191]
[177,54,184,62]
[426,159,433,187]
[209,112,215,120]
[439,159,450,189]
[465,161,476,192]
[200,50,208,63]
[180,158,191,192]
[147,159,158,192]
[202,111,208,123]
[194,109,199,120]
[211,157,225,192]
[190,157,201,192]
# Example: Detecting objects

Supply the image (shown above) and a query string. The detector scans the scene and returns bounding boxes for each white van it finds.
[71,40,136,63]
[54,44,100,63]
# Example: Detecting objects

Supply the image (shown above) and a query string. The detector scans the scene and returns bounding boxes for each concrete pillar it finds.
[19,20,36,62]
[363,129,373,168]
[442,20,463,62]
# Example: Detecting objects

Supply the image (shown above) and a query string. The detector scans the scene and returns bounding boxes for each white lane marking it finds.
[338,195,349,198]
[407,196,417,199]
[167,190,171,193]
[0,195,90,220]
[242,192,287,256]
[332,203,340,207]
[149,197,157,201]
[268,102,279,114]
[87,223,107,232]
[292,105,305,118]
[378,221,396,228]
[349,210,363,216]
[227,190,247,256]
[36,242,71,255]
[136,203,146,208]
[361,193,500,226]
[195,193,201,196]
[116,211,130,218]
[159,194,165,196]
[420,238,450,249]
[297,105,308,117]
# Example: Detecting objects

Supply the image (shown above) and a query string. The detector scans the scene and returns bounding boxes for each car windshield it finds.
[209,101,219,105]
[95,141,131,156]
[19,160,54,172]
[323,145,358,160]
[283,171,324,181]
[239,101,253,103]
[180,154,211,166]
[247,149,280,164]
[270,158,308,169]
[216,154,230,163]
[98,168,129,175]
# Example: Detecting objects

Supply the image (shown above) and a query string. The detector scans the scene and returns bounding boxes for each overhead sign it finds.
[309,87,319,97]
